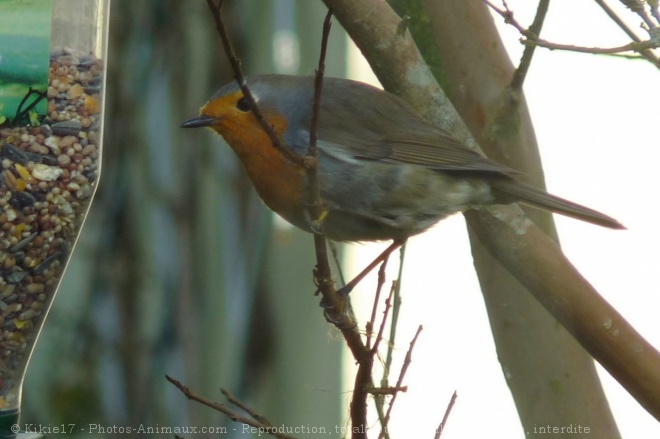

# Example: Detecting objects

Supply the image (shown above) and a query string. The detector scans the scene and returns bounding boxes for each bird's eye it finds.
[236,96,251,112]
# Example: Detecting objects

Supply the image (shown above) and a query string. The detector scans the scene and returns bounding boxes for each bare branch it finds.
[434,391,458,439]
[510,0,550,90]
[620,0,658,29]
[366,255,391,349]
[380,245,406,387]
[378,325,423,439]
[222,388,273,427]
[483,0,660,69]
[367,385,408,395]
[371,280,397,356]
[595,0,660,67]
[307,9,354,334]
[166,376,298,439]
[465,208,660,420]
[522,38,658,54]
[204,0,306,166]
[597,0,648,41]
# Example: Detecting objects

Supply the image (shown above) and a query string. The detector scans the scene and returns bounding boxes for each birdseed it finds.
[0,49,103,409]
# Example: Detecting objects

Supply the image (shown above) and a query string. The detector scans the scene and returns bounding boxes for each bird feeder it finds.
[0,1,109,436]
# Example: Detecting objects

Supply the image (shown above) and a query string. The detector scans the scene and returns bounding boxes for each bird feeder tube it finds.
[0,1,109,436]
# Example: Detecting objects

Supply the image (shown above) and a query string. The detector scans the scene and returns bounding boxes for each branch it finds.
[377,325,423,439]
[381,245,406,388]
[307,12,379,436]
[367,386,408,395]
[620,0,659,29]
[204,0,306,166]
[465,207,660,420]
[222,388,272,426]
[595,0,660,67]
[483,0,660,69]
[307,9,352,331]
[434,391,458,439]
[370,279,397,439]
[371,279,396,356]
[166,376,298,439]
[510,0,549,90]
[520,35,659,54]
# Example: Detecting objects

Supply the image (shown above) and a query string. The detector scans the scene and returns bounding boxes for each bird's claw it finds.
[322,297,356,330]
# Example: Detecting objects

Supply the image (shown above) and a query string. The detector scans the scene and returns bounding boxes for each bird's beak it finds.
[181,114,220,128]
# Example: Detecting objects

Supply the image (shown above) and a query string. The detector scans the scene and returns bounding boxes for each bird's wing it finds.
[361,130,518,174]
[294,78,519,175]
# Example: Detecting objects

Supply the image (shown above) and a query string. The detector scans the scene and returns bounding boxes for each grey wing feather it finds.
[307,78,518,175]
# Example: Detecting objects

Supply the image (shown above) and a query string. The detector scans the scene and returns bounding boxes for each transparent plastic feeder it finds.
[0,1,109,436]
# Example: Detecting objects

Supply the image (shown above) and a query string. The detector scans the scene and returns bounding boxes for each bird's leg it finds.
[304,201,329,234]
[337,239,405,297]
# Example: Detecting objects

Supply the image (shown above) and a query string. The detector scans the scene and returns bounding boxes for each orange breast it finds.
[219,112,307,224]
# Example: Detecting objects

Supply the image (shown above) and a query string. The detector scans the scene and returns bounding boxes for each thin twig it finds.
[378,325,423,439]
[484,0,660,69]
[594,0,660,68]
[221,388,272,426]
[308,10,332,159]
[205,0,305,166]
[307,13,375,438]
[375,246,406,439]
[521,35,659,53]
[597,0,647,42]
[307,9,352,329]
[381,243,406,388]
[434,391,458,439]
[368,286,402,439]
[371,280,396,356]
[510,0,550,90]
[621,0,658,29]
[367,385,408,395]
[166,376,298,439]
[366,255,391,349]
[305,10,363,338]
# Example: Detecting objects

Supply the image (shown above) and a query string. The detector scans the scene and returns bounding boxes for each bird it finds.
[182,74,623,245]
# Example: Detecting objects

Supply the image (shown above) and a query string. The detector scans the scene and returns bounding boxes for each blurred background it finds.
[20,0,660,438]
[24,0,345,436]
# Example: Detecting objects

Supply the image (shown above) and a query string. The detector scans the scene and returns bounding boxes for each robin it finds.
[182,74,623,244]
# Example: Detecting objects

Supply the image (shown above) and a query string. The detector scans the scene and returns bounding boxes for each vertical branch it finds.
[308,12,376,439]
[307,10,343,326]
[510,0,550,90]
[377,325,423,439]
[382,244,406,386]
[366,259,390,349]
[204,0,305,166]
[370,278,396,439]
[308,10,333,158]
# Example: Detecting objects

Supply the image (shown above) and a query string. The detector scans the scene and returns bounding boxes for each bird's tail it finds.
[490,179,625,230]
